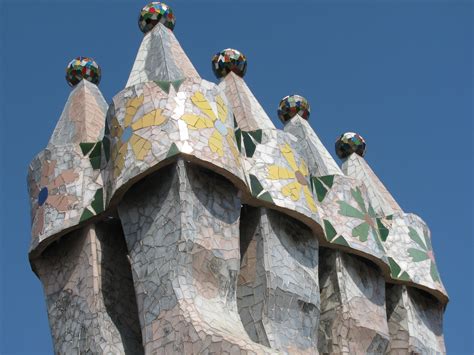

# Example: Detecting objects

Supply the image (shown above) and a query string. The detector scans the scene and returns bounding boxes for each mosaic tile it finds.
[138,2,175,33]
[65,57,101,87]
[27,2,448,352]
[335,131,366,159]
[278,94,310,122]
[212,48,247,79]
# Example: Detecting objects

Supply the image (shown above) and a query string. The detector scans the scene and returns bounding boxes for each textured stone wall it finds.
[318,248,390,354]
[34,222,143,354]
[238,206,319,354]
[386,284,445,354]
[118,160,271,354]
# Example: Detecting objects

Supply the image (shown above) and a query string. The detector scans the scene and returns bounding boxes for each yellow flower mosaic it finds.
[268,144,317,212]
[110,95,166,177]
[181,92,240,165]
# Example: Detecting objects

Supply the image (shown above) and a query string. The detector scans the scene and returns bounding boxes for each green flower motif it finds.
[310,175,334,202]
[337,187,386,251]
[388,257,411,281]
[407,226,440,283]
[234,115,263,158]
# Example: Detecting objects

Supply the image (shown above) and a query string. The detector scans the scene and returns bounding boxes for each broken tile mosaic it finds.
[27,2,447,353]
[138,2,175,33]
[335,131,366,159]
[212,48,247,78]
[65,57,101,87]
[277,94,311,122]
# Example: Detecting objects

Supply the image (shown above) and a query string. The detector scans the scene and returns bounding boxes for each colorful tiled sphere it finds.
[277,95,310,122]
[335,132,367,159]
[65,57,101,87]
[212,48,247,78]
[138,2,175,33]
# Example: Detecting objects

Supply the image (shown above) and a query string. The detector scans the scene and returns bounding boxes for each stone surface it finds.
[318,248,390,354]
[126,23,198,88]
[218,72,275,131]
[33,222,143,354]
[238,206,319,353]
[28,79,106,254]
[386,285,446,354]
[118,160,272,353]
[342,152,402,216]
[283,115,342,178]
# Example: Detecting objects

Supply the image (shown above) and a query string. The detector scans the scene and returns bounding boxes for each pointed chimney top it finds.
[335,132,366,159]
[65,57,101,87]
[48,79,107,146]
[126,20,199,87]
[278,95,310,123]
[139,2,175,33]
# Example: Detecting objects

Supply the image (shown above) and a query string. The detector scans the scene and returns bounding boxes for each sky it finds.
[0,0,472,353]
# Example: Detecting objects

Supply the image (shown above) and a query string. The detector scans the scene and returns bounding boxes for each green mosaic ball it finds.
[139,2,175,33]
[277,95,310,123]
[65,57,101,87]
[211,48,247,78]
[335,132,366,159]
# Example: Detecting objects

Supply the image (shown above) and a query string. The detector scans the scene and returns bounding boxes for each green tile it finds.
[242,132,256,157]
[337,201,365,219]
[408,227,427,251]
[90,156,101,170]
[312,178,327,202]
[91,188,104,214]
[408,248,429,262]
[234,129,242,152]
[249,174,263,196]
[398,271,411,281]
[248,129,262,144]
[155,80,171,94]
[351,187,367,213]
[80,208,95,222]
[166,143,180,158]
[430,262,440,282]
[352,222,370,242]
[332,235,350,247]
[376,218,389,241]
[319,175,334,188]
[323,219,337,241]
[171,78,185,92]
[258,192,274,203]
[79,142,95,156]
[90,142,101,158]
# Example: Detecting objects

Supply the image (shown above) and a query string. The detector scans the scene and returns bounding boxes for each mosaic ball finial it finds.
[139,2,175,33]
[335,132,366,159]
[211,49,247,79]
[65,57,101,87]
[277,95,310,123]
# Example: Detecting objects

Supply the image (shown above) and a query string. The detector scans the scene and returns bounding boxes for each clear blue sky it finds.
[1,0,472,353]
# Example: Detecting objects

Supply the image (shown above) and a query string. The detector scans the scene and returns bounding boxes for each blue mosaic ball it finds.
[139,2,175,33]
[277,95,310,123]
[212,48,247,78]
[335,132,366,159]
